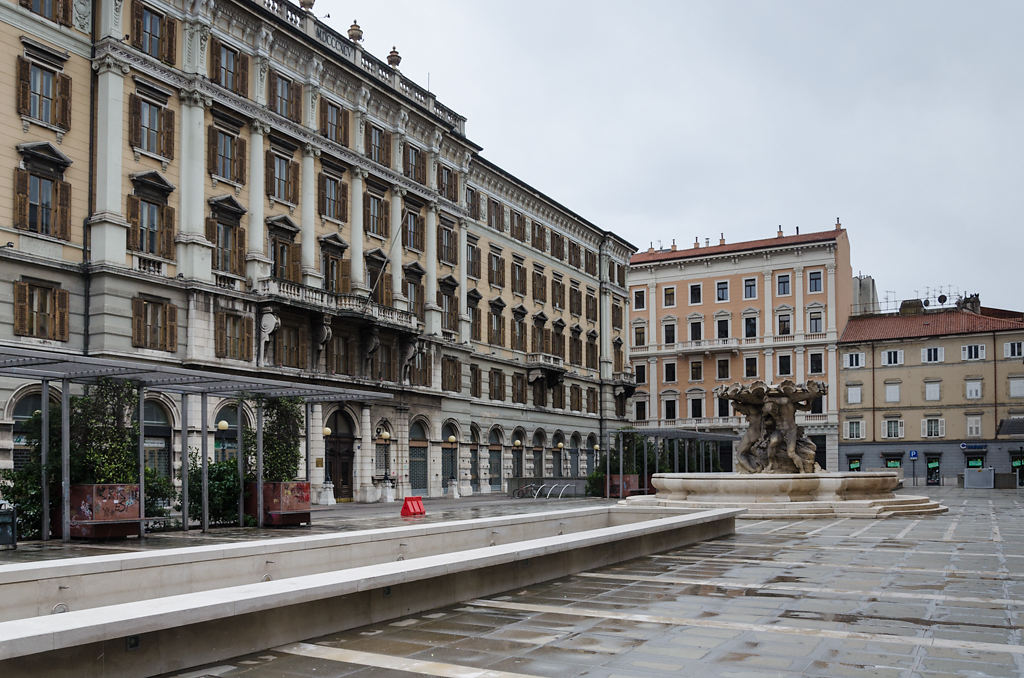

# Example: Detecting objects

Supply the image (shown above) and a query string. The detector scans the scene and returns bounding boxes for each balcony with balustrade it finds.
[255,278,420,333]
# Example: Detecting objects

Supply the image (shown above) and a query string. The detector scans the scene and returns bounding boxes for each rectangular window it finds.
[489,369,505,400]
[568,242,581,268]
[961,344,985,361]
[664,399,677,421]
[511,261,526,296]
[273,75,292,117]
[778,314,791,336]
[663,323,675,345]
[273,322,306,369]
[744,356,758,378]
[549,232,565,260]
[809,352,824,374]
[510,211,526,241]
[140,98,161,153]
[690,360,702,381]
[322,252,349,293]
[717,397,730,418]
[13,281,68,341]
[846,420,863,440]
[16,167,71,240]
[28,174,55,235]
[882,350,904,366]
[438,165,458,202]
[885,383,900,402]
[689,397,703,419]
[488,309,504,346]
[585,292,597,322]
[844,352,864,368]
[403,144,425,183]
[744,316,757,338]
[468,365,481,397]
[634,326,646,347]
[29,63,54,124]
[717,318,729,339]
[365,194,387,237]
[219,44,236,92]
[131,297,177,351]
[439,226,458,264]
[470,306,481,341]
[884,419,904,439]
[965,379,982,400]
[212,221,233,273]
[214,312,253,361]
[366,125,390,166]
[512,373,527,404]
[664,361,676,382]
[689,284,702,304]
[921,347,943,363]
[584,249,598,275]
[465,187,480,220]
[488,251,505,288]
[633,289,646,310]
[777,274,791,296]
[441,356,461,392]
[531,268,546,302]
[925,381,941,401]
[488,199,504,231]
[466,242,481,279]
[635,400,646,421]
[274,155,289,201]
[717,358,729,379]
[215,131,233,180]
[28,0,70,23]
[922,417,945,438]
[635,364,646,384]
[808,312,823,334]
[588,387,599,413]
[716,281,729,301]
[743,277,757,299]
[663,287,675,308]
[319,174,347,221]
[966,415,982,438]
[808,270,822,293]
[141,6,163,58]
[137,199,161,256]
[847,385,862,404]
[1006,341,1023,358]
[1010,377,1024,398]
[17,55,71,131]
[777,354,792,376]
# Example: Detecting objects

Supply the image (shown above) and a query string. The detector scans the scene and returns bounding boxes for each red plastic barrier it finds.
[401,496,426,516]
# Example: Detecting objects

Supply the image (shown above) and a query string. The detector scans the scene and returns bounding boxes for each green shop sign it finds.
[886,459,902,468]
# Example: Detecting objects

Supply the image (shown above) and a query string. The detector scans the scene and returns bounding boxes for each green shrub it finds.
[144,466,178,518]
[187,450,241,526]
[585,470,606,498]
[243,397,304,482]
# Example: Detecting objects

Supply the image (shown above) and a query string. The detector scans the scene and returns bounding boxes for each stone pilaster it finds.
[300,144,321,286]
[794,266,805,335]
[826,264,837,332]
[247,121,271,281]
[177,89,213,280]
[353,403,377,503]
[458,219,470,342]
[349,169,368,293]
[88,55,130,266]
[389,185,407,310]
[424,203,440,334]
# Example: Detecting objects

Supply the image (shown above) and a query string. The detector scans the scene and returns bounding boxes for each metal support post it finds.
[237,398,244,527]
[61,379,70,543]
[181,394,188,531]
[256,404,264,528]
[138,385,146,537]
[201,393,209,532]
[40,379,49,541]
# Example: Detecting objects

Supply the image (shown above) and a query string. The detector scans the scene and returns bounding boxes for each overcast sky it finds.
[319,0,1023,311]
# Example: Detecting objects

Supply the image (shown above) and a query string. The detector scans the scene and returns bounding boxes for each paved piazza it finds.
[166,486,1024,678]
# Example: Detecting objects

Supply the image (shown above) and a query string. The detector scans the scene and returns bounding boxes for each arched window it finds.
[137,400,172,477]
[409,420,428,441]
[214,404,249,463]
[12,392,59,470]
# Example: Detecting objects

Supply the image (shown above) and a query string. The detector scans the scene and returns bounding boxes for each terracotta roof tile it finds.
[840,309,1024,343]
[630,229,843,265]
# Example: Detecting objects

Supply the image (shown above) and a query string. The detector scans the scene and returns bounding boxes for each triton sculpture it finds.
[714,380,827,474]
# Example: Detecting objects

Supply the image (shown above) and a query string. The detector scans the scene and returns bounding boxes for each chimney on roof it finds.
[777,225,783,238]
[836,217,842,230]
[647,242,655,254]
[705,237,710,247]
[719,233,725,246]
[694,237,700,248]
[795,226,799,235]
[899,299,925,316]
[670,238,677,251]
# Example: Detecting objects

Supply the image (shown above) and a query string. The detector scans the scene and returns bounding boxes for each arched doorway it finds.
[532,429,546,478]
[586,433,598,475]
[409,419,429,494]
[552,431,565,478]
[469,425,481,491]
[488,427,504,490]
[512,427,526,478]
[324,410,355,501]
[139,400,173,479]
[570,432,582,477]
[441,421,459,489]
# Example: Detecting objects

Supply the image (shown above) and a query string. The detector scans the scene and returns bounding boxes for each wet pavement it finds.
[166,486,1024,677]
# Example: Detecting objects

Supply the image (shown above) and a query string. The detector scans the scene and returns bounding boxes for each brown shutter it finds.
[363,125,371,157]
[57,0,72,25]
[126,194,141,251]
[416,151,426,184]
[214,311,226,357]
[288,159,299,203]
[381,199,390,237]
[234,136,246,184]
[340,108,349,146]
[383,275,393,306]
[13,282,29,336]
[54,288,69,341]
[265,150,275,197]
[382,132,391,168]
[362,192,369,232]
[161,16,177,65]
[13,168,29,230]
[16,57,30,116]
[55,73,71,130]
[436,164,442,194]
[130,1,143,49]
[287,243,301,282]
[402,145,410,175]
[131,297,145,347]
[339,259,351,293]
[317,173,327,215]
[160,107,174,159]
[319,99,328,136]
[233,227,246,275]
[18,0,30,8]
[54,180,70,240]
[242,316,254,361]
[207,126,218,174]
[164,303,178,352]
[209,37,221,81]
[129,94,142,148]
[160,205,175,259]
[340,181,349,221]
[297,323,309,369]
[205,217,217,244]
[266,71,277,110]
[237,53,249,97]
[291,83,302,123]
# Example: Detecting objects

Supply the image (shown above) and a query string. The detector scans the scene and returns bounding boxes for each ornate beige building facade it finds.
[0,0,634,500]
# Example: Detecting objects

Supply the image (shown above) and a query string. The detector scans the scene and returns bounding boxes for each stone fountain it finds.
[625,380,947,518]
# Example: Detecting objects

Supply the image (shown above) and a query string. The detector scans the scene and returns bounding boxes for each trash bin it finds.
[0,503,16,548]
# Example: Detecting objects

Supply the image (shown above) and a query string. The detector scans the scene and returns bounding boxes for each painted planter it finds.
[62,484,141,539]
[244,481,311,526]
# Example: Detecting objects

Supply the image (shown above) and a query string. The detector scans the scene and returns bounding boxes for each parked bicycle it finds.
[512,483,540,499]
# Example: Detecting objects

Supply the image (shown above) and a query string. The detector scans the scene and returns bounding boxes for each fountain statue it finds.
[715,380,825,474]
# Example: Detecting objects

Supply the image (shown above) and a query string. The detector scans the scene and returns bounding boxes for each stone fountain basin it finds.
[653,471,899,503]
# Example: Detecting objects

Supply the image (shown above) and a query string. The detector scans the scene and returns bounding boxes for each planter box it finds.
[606,474,639,498]
[245,481,311,526]
[58,484,141,539]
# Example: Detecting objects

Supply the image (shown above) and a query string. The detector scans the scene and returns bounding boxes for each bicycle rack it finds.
[556,484,573,498]
[533,483,549,498]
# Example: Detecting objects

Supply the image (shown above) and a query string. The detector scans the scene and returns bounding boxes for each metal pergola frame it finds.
[605,427,739,499]
[0,346,391,541]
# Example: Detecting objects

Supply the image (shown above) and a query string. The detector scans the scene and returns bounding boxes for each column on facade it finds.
[424,203,440,334]
[389,186,407,310]
[826,343,839,469]
[247,122,270,280]
[308,403,325,488]
[599,262,613,380]
[349,169,367,293]
[826,264,837,333]
[764,348,775,384]
[300,144,320,286]
[647,282,657,336]
[354,403,376,503]
[648,356,659,425]
[89,56,129,265]
[763,271,774,383]
[395,405,410,498]
[795,346,806,383]
[794,266,804,335]
[428,418,442,498]
[178,91,212,280]
[458,219,470,342]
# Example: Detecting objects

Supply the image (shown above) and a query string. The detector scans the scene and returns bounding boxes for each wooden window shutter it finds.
[164,303,178,352]
[381,199,390,237]
[340,181,349,221]
[383,275,393,306]
[319,99,328,137]
[382,132,391,168]
[55,73,71,131]
[13,282,29,336]
[14,168,29,230]
[54,288,69,341]
[297,323,309,369]
[237,53,249,97]
[18,0,30,9]
[130,1,144,49]
[214,311,227,358]
[205,217,217,243]
[160,15,177,65]
[288,159,300,203]
[242,316,254,361]
[234,136,246,184]
[131,297,145,347]
[435,164,442,194]
[160,107,174,159]
[207,126,218,173]
[289,83,302,123]
[317,173,327,215]
[233,227,246,275]
[363,125,371,156]
[264,150,274,197]
[55,0,71,25]
[287,243,301,282]
[126,195,141,251]
[339,258,351,293]
[266,71,277,110]
[402,145,410,176]
[54,180,71,240]
[129,94,143,147]
[159,205,175,259]
[209,36,221,81]
[362,192,369,231]
[16,57,30,116]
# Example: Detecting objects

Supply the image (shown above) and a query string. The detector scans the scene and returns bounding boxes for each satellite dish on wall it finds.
[923,299,930,306]
[938,294,947,304]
